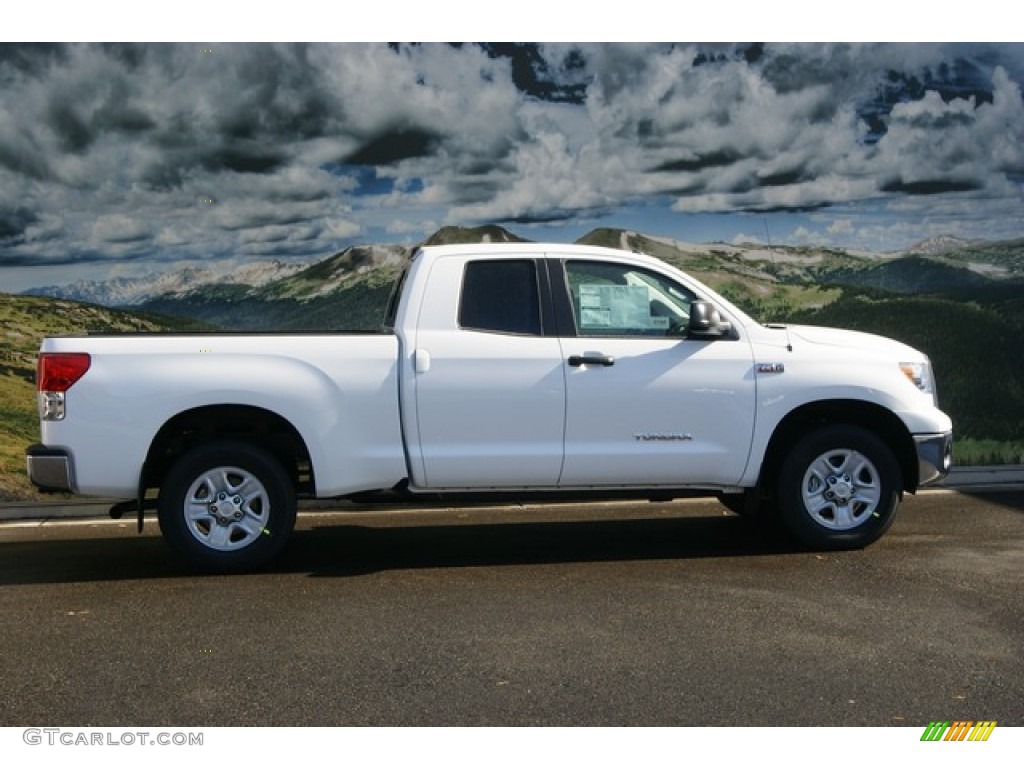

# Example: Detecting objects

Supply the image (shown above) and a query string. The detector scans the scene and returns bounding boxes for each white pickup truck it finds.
[27,243,952,571]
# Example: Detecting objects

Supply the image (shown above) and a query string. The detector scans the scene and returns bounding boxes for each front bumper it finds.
[915,432,953,487]
[25,444,75,493]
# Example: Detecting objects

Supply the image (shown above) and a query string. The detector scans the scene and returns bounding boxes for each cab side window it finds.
[564,260,695,337]
[459,260,542,336]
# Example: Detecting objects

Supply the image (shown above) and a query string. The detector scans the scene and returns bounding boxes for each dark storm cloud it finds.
[263,185,332,203]
[742,202,831,214]
[97,104,156,135]
[502,209,585,225]
[0,43,68,75]
[38,61,160,155]
[203,145,290,174]
[211,44,335,141]
[0,135,52,180]
[343,127,442,166]
[654,151,743,173]
[31,43,336,186]
[478,43,589,104]
[445,178,508,205]
[757,170,806,188]
[214,205,317,232]
[46,100,95,153]
[881,179,982,195]
[0,206,37,242]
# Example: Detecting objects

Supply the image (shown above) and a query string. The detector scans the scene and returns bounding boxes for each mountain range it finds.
[21,227,1024,320]
[25,258,309,307]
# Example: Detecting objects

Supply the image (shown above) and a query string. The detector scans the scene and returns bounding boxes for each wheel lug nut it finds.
[210,505,218,513]
[233,511,242,520]
[233,496,242,505]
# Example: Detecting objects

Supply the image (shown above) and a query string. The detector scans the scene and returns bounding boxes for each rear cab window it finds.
[458,260,542,336]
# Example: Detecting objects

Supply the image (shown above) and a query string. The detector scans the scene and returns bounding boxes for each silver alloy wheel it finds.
[183,465,271,551]
[800,448,882,531]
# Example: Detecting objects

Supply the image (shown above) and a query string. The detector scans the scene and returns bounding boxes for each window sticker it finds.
[578,284,664,330]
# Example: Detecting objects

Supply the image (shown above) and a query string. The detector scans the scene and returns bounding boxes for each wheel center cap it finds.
[210,492,244,524]
[827,475,853,503]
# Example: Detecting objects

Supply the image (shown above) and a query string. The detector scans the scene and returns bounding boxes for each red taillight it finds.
[37,353,92,392]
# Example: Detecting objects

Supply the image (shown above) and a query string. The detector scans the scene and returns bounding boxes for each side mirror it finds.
[688,301,733,340]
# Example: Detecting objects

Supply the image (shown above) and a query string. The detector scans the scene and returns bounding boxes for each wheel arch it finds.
[143,404,315,496]
[759,399,918,496]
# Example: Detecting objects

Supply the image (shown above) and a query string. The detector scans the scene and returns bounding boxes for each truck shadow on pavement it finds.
[0,513,803,585]
[281,515,801,578]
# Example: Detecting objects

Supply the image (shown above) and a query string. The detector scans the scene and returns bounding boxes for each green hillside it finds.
[138,246,408,331]
[424,224,530,246]
[918,237,1024,273]
[786,288,1024,454]
[0,294,210,501]
[824,256,994,293]
[139,279,401,332]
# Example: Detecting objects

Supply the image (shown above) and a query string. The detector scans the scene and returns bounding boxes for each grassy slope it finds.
[138,269,404,331]
[0,294,205,501]
[786,289,1024,445]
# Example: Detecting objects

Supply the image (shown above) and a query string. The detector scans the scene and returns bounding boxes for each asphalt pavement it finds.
[0,490,1021,726]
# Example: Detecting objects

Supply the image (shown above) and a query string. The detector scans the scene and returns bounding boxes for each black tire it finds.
[158,440,296,572]
[777,425,902,550]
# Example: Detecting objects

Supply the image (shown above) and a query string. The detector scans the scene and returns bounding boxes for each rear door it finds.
[553,257,756,488]
[408,254,566,488]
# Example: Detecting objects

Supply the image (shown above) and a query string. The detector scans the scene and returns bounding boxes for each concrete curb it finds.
[939,465,1024,491]
[2,465,1022,523]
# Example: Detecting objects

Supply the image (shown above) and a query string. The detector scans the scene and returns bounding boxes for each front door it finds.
[554,258,756,488]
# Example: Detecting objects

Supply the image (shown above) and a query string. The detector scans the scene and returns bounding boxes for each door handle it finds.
[568,354,615,367]
[414,349,431,374]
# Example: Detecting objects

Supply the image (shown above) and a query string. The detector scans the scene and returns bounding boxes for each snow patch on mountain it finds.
[304,246,409,298]
[23,259,309,306]
[905,235,975,255]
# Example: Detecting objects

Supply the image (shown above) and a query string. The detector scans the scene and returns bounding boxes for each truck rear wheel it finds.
[777,425,902,550]
[158,440,296,572]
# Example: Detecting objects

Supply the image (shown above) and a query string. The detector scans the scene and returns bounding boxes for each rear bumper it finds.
[915,432,953,487]
[25,444,75,493]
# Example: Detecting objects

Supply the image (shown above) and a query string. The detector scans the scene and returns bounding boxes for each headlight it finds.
[900,359,938,404]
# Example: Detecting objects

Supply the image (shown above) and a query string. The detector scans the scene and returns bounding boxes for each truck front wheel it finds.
[777,425,902,550]
[158,440,297,572]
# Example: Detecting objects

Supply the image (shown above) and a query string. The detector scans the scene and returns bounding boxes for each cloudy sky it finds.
[2,41,1023,291]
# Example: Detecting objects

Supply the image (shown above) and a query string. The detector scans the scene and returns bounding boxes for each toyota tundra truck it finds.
[26,242,953,571]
